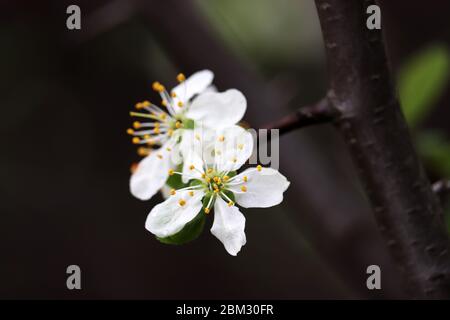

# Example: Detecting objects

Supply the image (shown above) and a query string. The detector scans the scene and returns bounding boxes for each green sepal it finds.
[166,164,187,189]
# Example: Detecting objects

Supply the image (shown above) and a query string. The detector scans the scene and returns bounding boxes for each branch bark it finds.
[314,0,450,298]
[263,97,337,134]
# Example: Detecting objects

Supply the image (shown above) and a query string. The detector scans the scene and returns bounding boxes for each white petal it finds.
[160,184,172,200]
[129,150,171,201]
[145,189,205,238]
[211,197,246,256]
[214,126,254,172]
[229,167,290,208]
[186,89,246,129]
[172,70,214,104]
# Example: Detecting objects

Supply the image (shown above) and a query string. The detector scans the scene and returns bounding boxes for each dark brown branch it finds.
[315,0,450,298]
[263,97,337,135]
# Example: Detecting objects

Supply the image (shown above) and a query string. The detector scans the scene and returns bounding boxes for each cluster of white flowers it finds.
[127,70,290,256]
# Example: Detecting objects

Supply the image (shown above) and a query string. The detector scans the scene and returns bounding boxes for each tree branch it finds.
[263,97,337,134]
[314,0,450,298]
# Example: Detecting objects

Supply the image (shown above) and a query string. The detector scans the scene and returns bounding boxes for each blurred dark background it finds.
[0,0,449,299]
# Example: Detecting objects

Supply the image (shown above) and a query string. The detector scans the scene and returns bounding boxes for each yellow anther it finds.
[176,73,186,82]
[189,165,195,170]
[227,201,234,207]
[161,99,168,107]
[152,81,161,91]
[177,101,184,107]
[257,165,262,172]
[168,169,174,176]
[170,189,176,196]
[153,127,160,134]
[195,134,200,141]
[189,191,194,197]
[167,129,174,137]
[223,176,230,182]
[232,157,237,163]
[166,147,172,152]
[159,113,167,120]
[137,147,150,156]
[147,139,154,146]
[201,173,206,178]
[218,135,225,142]
[241,185,247,192]
[213,176,221,184]
[157,154,163,159]
[127,128,134,135]
[207,168,213,174]
[243,176,248,182]
[130,162,138,173]
[144,134,151,140]
[133,121,141,129]
[204,208,210,214]
[132,137,140,144]
[238,144,244,150]
[135,102,143,109]
[213,189,219,193]
[175,121,183,129]
[142,100,151,107]
[178,199,186,206]
[171,92,177,98]
[206,177,211,183]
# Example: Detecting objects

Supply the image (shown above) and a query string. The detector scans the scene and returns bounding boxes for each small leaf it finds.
[398,44,450,128]
[416,131,450,177]
[157,211,206,245]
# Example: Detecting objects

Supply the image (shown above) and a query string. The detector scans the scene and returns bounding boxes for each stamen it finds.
[241,185,247,192]
[189,191,194,197]
[133,121,141,129]
[168,169,174,176]
[177,101,184,108]
[130,162,138,173]
[127,128,134,135]
[176,73,186,82]
[178,199,186,207]
[170,189,176,196]
[137,147,151,156]
[218,135,225,142]
[132,137,140,144]
[204,208,210,214]
[175,121,183,129]
[189,165,195,171]
[243,176,248,182]
[238,144,244,150]
[257,165,262,172]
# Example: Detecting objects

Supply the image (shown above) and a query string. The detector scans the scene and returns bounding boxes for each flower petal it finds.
[211,197,246,256]
[145,189,205,238]
[172,69,214,103]
[130,151,170,201]
[214,125,254,172]
[186,89,246,129]
[129,138,180,201]
[229,167,290,208]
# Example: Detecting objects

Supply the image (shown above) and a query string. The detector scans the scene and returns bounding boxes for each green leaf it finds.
[398,44,450,128]
[416,130,450,177]
[156,211,206,245]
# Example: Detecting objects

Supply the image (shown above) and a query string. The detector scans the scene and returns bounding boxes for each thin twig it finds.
[263,97,337,134]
